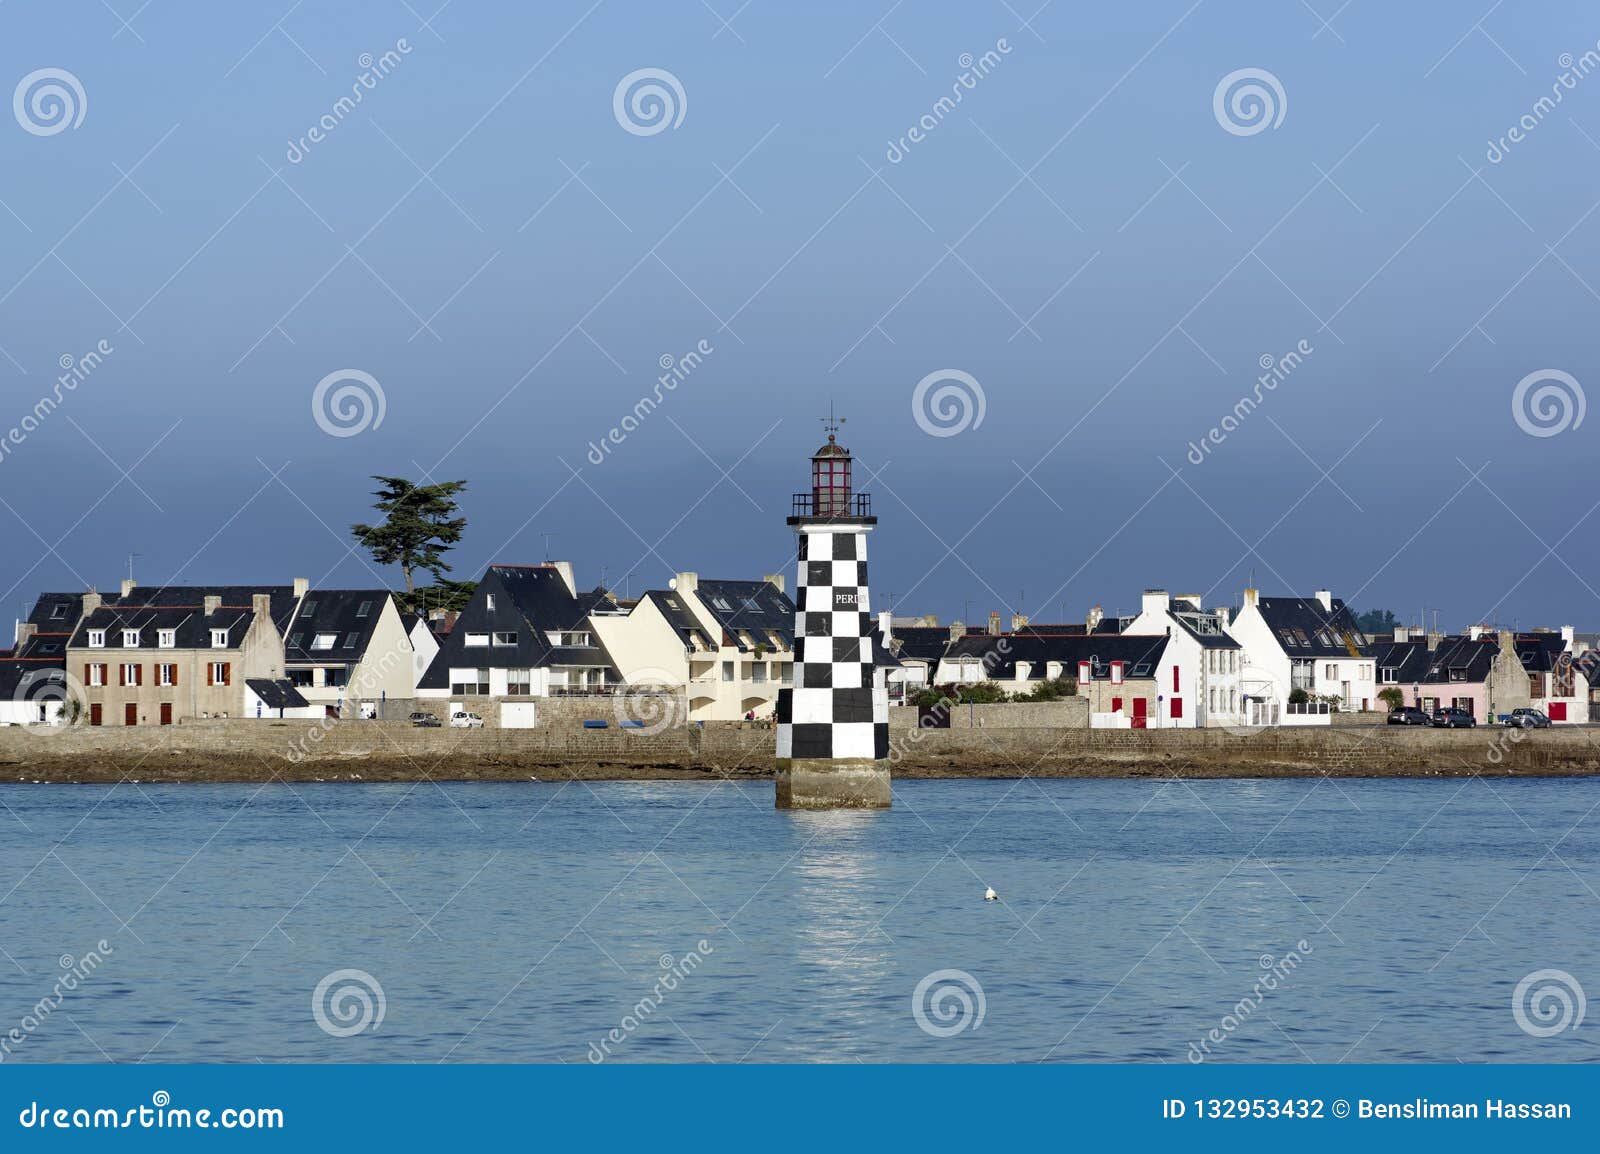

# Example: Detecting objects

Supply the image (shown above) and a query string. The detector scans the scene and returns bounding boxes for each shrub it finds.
[1378,687,1404,712]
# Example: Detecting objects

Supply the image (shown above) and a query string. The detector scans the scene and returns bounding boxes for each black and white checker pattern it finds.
[776,526,890,761]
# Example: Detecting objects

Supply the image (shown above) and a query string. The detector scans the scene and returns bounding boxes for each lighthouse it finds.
[774,417,893,809]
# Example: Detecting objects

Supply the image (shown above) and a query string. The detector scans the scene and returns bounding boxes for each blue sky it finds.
[2,1,1598,630]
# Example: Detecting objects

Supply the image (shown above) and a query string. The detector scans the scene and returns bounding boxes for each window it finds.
[158,663,177,686]
[1381,667,1398,683]
[1111,661,1124,685]
[356,600,373,618]
[50,603,67,619]
[87,630,106,648]
[507,668,532,695]
[493,631,518,646]
[722,661,734,682]
[751,662,767,684]
[86,663,106,687]
[122,629,140,648]
[288,669,314,687]
[288,633,303,651]
[211,629,229,649]
[209,662,230,686]
[158,629,175,649]
[1325,663,1338,679]
[485,594,496,610]
[780,664,793,684]
[1449,668,1467,682]
[465,632,490,647]
[342,632,360,649]
[326,667,348,688]
[300,601,317,617]
[120,663,141,686]
[450,670,489,695]
[312,634,337,650]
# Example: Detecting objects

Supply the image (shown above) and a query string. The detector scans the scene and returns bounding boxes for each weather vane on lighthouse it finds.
[773,413,898,809]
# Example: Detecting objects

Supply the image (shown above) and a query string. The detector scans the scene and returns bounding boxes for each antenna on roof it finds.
[127,553,141,583]
[540,532,557,562]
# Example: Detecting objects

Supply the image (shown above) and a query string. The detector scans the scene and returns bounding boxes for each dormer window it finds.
[211,629,229,648]
[158,629,176,648]
[493,631,517,646]
[485,594,496,610]
[312,633,337,650]
[465,632,489,647]
[122,629,140,648]
[49,603,67,619]
[87,630,106,648]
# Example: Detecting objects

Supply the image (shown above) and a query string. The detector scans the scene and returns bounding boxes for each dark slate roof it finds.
[0,661,68,701]
[693,579,795,651]
[642,590,719,652]
[69,603,260,649]
[1166,612,1242,649]
[868,629,903,669]
[26,592,82,629]
[418,565,617,690]
[943,633,1168,681]
[889,626,953,663]
[102,585,300,633]
[1514,632,1570,673]
[1373,637,1497,684]
[246,678,310,709]
[284,590,391,665]
[1251,597,1370,657]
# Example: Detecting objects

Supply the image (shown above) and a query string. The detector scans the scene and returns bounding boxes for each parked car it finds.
[408,711,441,728]
[1386,707,1430,726]
[1500,708,1552,729]
[449,711,484,729]
[1430,707,1477,729]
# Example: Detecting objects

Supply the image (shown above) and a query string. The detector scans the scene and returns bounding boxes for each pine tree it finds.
[351,476,468,597]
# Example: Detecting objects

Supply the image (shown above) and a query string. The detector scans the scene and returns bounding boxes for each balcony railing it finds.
[790,492,872,518]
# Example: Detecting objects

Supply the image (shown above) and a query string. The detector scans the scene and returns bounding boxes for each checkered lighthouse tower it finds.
[774,421,892,809]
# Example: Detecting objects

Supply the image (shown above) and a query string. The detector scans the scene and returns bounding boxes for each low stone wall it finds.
[414,693,681,728]
[3,717,1597,782]
[888,699,1089,729]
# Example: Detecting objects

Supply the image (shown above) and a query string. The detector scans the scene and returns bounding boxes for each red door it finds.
[124,703,137,726]
[1132,698,1147,729]
[1171,697,1183,720]
[1549,701,1567,722]
[89,703,102,726]
[159,703,172,726]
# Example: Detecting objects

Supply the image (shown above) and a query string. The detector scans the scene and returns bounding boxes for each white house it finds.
[1122,590,1244,728]
[1226,588,1376,717]
[281,590,417,718]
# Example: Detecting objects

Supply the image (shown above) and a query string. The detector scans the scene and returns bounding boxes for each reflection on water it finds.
[0,777,1597,1063]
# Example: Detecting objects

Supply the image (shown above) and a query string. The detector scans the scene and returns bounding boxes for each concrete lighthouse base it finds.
[774,758,892,810]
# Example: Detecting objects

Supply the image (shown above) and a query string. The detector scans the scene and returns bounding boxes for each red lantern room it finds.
[811,433,851,516]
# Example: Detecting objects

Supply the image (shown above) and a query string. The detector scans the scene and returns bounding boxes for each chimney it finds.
[878,610,893,639]
[1394,625,1409,643]
[550,560,576,597]
[1243,588,1259,608]
[987,610,1002,636]
[763,573,784,594]
[949,621,966,642]
[1427,631,1442,652]
[1314,589,1332,612]
[203,594,222,615]
[1086,605,1104,632]
[14,622,36,648]
[120,578,137,598]
[1562,624,1575,647]
[81,591,102,618]
[252,593,272,618]
[1141,589,1170,617]
[293,576,309,599]
[1468,625,1484,641]
[671,571,698,595]
[1011,613,1029,632]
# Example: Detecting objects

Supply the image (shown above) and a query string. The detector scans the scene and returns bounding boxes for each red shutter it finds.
[118,664,126,687]
[1111,697,1123,712]
[222,662,231,686]
[207,663,214,686]
[83,663,91,685]
[1173,664,1180,693]
[136,665,143,687]
[171,663,178,686]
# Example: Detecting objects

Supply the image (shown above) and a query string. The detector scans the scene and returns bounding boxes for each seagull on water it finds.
[984,886,998,902]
